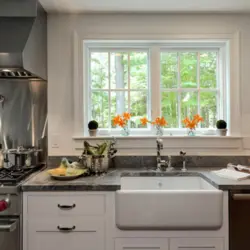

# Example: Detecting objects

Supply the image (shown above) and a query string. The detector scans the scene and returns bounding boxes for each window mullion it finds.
[197,52,201,128]
[88,49,91,130]
[177,52,181,128]
[151,46,161,120]
[217,50,222,121]
[128,52,131,128]
[128,52,130,113]
[108,52,111,130]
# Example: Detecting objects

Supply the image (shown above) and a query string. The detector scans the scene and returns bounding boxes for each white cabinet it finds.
[23,192,228,250]
[115,238,224,250]
[27,218,104,250]
[23,193,106,250]
[27,194,105,216]
[115,238,169,250]
[170,238,224,250]
[28,229,103,250]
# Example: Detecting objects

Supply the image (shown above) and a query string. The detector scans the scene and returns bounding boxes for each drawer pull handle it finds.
[57,226,76,232]
[232,194,250,200]
[58,204,76,209]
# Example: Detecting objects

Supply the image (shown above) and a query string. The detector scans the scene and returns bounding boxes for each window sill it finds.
[73,135,242,140]
[72,135,244,156]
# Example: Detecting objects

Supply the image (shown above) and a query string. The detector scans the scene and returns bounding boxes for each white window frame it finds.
[86,47,151,135]
[159,47,222,132]
[83,40,228,136]
[71,33,241,155]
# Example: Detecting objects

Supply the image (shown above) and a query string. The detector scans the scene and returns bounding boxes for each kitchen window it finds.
[89,50,149,130]
[161,50,220,129]
[84,41,227,135]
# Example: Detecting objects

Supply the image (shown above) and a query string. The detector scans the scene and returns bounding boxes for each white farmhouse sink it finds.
[121,176,217,190]
[116,175,223,230]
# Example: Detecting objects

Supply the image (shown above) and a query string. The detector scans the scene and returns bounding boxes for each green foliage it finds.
[90,52,148,128]
[161,52,217,128]
[216,120,227,129]
[90,50,218,129]
[88,120,99,130]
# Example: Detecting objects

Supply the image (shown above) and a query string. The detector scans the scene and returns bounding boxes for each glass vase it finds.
[155,125,164,137]
[187,128,196,136]
[121,126,130,136]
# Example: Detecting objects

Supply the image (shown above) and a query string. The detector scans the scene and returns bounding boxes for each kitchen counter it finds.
[21,167,250,191]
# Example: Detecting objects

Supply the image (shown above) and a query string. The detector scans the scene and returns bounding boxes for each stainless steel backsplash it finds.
[0,79,47,159]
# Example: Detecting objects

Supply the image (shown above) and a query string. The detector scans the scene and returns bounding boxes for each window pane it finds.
[181,92,198,127]
[130,91,148,128]
[161,92,178,128]
[200,92,217,128]
[130,52,148,89]
[161,52,178,88]
[200,52,217,89]
[110,52,128,89]
[180,52,197,88]
[90,52,109,89]
[111,91,128,128]
[91,91,109,128]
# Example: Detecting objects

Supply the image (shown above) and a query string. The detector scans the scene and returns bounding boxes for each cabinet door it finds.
[170,238,224,250]
[115,238,169,250]
[27,218,104,250]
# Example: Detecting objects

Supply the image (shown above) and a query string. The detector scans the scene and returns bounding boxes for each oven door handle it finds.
[0,220,17,232]
[232,193,250,200]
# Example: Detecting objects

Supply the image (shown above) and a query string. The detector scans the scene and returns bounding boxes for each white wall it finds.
[48,13,250,156]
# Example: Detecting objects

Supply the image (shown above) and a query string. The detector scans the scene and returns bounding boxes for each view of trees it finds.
[161,52,217,128]
[90,50,217,129]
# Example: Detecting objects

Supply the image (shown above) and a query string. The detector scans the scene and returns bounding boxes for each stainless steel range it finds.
[0,1,48,250]
[0,164,43,250]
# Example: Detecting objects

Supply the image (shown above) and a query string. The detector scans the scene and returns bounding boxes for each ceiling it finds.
[39,0,250,13]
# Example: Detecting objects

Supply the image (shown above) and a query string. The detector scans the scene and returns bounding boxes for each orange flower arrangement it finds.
[113,112,131,128]
[140,116,168,127]
[140,117,149,126]
[182,114,204,130]
[140,116,168,136]
[152,117,168,127]
[113,112,131,136]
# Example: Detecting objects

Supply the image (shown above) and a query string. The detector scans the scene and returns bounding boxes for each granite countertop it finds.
[21,167,250,192]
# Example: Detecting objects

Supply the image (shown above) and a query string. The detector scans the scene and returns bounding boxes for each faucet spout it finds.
[180,150,187,172]
[156,139,165,171]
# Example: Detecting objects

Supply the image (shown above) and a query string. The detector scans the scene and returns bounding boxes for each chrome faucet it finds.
[180,150,187,172]
[156,139,173,171]
[156,138,166,171]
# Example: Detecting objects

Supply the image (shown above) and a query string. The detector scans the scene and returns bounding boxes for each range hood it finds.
[0,0,47,80]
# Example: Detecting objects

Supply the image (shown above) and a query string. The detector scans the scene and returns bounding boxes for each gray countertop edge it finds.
[21,184,120,192]
[20,167,250,192]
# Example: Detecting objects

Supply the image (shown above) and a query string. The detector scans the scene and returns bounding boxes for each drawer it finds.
[170,238,224,250]
[27,194,105,216]
[115,238,169,250]
[27,217,105,250]
[28,216,104,232]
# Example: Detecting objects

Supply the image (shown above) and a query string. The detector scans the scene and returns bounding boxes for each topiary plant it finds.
[88,120,99,130]
[216,120,227,129]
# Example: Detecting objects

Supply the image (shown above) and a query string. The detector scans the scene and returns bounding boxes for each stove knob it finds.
[0,195,11,212]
